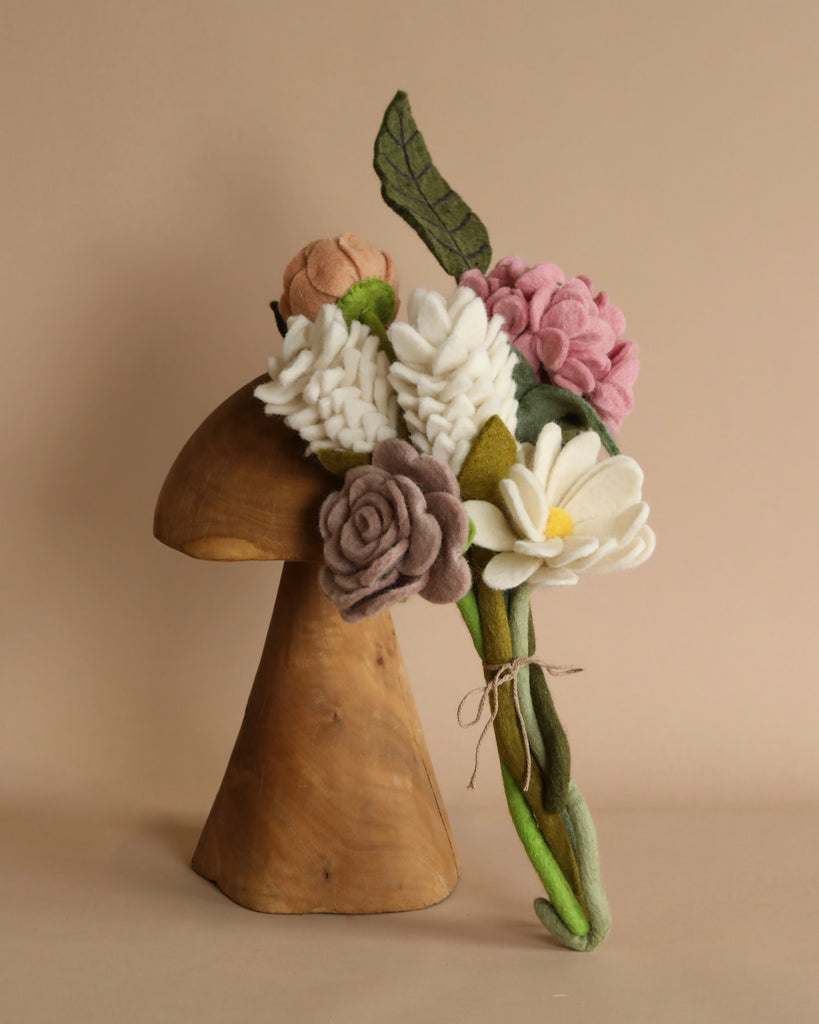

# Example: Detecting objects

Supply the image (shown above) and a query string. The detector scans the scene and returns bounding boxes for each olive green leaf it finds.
[374,91,492,278]
[315,449,371,476]
[457,415,518,504]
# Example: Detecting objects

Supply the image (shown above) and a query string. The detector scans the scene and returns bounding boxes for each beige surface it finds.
[1,781,816,1023]
[2,0,819,1018]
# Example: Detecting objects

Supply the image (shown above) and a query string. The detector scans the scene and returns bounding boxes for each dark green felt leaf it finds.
[337,278,397,328]
[457,415,518,503]
[315,449,371,476]
[529,663,571,814]
[374,91,492,278]
[513,353,619,456]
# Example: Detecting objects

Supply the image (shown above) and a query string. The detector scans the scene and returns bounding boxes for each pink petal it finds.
[534,328,569,371]
[459,268,488,300]
[487,288,529,340]
[552,357,596,395]
[540,297,588,336]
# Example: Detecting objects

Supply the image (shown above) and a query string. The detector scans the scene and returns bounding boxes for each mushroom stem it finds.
[191,560,460,913]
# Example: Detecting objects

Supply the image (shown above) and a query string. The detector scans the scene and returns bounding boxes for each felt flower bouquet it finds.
[255,92,655,951]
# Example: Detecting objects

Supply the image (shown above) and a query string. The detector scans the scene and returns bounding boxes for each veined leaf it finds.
[374,91,492,278]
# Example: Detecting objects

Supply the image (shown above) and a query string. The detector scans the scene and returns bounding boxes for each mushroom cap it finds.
[154,376,333,561]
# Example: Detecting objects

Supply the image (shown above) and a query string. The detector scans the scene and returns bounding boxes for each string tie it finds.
[457,657,582,791]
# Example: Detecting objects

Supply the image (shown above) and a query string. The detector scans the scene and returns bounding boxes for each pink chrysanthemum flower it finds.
[461,256,639,432]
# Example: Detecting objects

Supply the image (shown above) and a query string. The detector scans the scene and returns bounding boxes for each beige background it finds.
[2,1,817,1021]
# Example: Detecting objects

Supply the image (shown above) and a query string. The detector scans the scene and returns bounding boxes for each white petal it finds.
[483,552,542,590]
[499,478,540,541]
[432,337,470,376]
[530,423,563,484]
[507,464,548,534]
[563,455,644,521]
[574,502,650,547]
[512,538,564,559]
[277,347,315,387]
[566,537,618,572]
[587,526,656,574]
[447,286,480,323]
[415,290,452,345]
[390,323,436,367]
[450,439,472,475]
[463,501,517,552]
[527,565,578,587]
[418,395,446,420]
[544,430,602,507]
[425,413,451,443]
[543,534,600,568]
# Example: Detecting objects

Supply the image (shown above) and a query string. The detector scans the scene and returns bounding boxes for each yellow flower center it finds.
[545,506,574,539]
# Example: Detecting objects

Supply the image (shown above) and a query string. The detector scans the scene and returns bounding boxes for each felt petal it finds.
[543,534,600,568]
[574,501,649,547]
[565,537,618,572]
[563,455,644,520]
[512,538,563,559]
[389,323,436,367]
[463,500,517,551]
[482,552,542,590]
[530,423,563,486]
[527,565,578,587]
[588,526,656,574]
[506,464,548,534]
[544,430,601,507]
[498,478,540,541]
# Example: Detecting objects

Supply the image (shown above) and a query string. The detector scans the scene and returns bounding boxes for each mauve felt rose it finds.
[461,256,639,433]
[318,439,471,623]
[280,233,399,322]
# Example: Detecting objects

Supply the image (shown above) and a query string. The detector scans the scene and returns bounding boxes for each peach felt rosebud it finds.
[279,233,399,322]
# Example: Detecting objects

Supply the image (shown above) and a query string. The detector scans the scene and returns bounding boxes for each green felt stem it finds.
[501,761,590,938]
[507,585,545,770]
[471,566,587,919]
[508,585,571,814]
[456,589,484,659]
[534,782,611,951]
[360,309,396,362]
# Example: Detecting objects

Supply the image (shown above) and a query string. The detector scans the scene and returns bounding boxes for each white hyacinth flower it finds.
[465,422,655,589]
[387,286,518,475]
[254,305,400,454]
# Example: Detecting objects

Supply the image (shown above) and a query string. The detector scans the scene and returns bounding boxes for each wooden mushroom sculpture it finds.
[154,376,459,914]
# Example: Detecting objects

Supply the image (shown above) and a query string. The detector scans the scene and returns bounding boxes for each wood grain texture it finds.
[192,561,460,913]
[153,377,333,562]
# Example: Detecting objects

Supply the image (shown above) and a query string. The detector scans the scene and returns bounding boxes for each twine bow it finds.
[457,657,582,792]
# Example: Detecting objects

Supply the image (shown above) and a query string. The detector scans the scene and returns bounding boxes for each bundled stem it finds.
[457,572,611,951]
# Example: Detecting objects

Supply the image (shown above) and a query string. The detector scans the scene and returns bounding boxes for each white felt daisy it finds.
[255,305,400,454]
[387,286,518,475]
[464,422,655,589]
